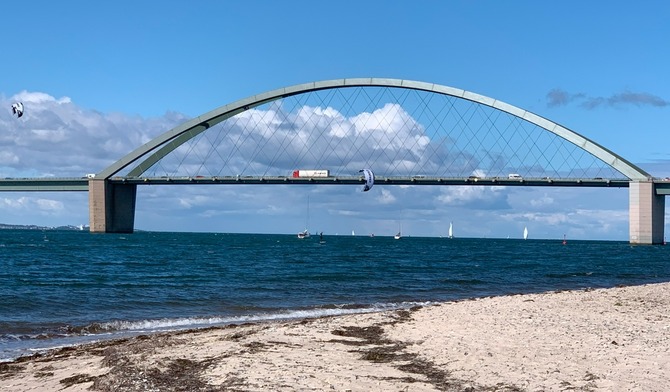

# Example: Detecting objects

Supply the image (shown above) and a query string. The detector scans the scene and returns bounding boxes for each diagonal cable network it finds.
[128,86,629,181]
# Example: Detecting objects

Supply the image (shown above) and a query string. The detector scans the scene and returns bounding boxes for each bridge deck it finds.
[111,176,633,188]
[2,176,670,192]
[0,178,89,191]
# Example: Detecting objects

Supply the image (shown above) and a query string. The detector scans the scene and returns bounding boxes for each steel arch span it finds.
[97,78,651,181]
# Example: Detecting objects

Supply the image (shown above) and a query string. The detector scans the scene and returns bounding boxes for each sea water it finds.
[1,229,669,361]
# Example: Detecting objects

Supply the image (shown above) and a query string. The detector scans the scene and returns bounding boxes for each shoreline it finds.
[2,283,669,391]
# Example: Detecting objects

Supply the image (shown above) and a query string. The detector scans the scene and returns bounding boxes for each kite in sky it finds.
[11,102,24,118]
[359,169,374,192]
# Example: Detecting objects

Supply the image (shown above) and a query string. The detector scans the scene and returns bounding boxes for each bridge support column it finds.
[89,180,137,233]
[629,181,665,245]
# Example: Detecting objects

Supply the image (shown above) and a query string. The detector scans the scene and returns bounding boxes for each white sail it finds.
[448,222,453,239]
[523,226,528,240]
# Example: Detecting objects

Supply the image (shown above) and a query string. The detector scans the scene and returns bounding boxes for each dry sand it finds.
[1,282,669,391]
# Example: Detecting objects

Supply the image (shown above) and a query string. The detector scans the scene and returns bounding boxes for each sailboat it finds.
[297,196,311,239]
[448,222,453,239]
[523,226,528,240]
[394,223,402,240]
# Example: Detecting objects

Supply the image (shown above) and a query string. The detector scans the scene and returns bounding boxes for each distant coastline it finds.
[0,223,88,231]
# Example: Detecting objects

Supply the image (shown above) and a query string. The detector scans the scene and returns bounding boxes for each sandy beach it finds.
[1,282,669,391]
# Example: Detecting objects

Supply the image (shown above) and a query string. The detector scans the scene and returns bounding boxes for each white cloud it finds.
[35,198,64,212]
[11,91,72,105]
[178,195,214,209]
[0,196,28,209]
[500,211,569,226]
[0,150,19,165]
[529,193,554,208]
[336,209,361,217]
[0,196,65,215]
[0,91,657,240]
[1,92,187,178]
[436,185,508,209]
[377,188,396,204]
[498,206,629,238]
[30,128,68,143]
[158,102,438,177]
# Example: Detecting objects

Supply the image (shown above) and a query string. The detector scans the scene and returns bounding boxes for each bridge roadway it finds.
[2,176,670,194]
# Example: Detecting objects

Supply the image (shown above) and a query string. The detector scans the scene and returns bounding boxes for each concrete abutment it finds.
[629,181,665,245]
[88,180,137,233]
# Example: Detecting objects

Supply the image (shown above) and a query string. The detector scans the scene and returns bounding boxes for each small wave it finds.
[0,332,70,343]
[10,302,432,343]
[93,304,426,333]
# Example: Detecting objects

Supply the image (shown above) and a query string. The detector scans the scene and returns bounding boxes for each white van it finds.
[508,173,522,179]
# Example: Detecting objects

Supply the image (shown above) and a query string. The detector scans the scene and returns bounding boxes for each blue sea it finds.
[1,229,669,361]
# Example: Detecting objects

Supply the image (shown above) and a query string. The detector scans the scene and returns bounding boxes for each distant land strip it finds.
[0,223,88,231]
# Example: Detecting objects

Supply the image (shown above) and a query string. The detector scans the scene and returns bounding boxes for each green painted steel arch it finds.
[97,78,651,180]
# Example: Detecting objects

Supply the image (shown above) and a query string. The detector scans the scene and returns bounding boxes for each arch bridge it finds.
[21,79,670,242]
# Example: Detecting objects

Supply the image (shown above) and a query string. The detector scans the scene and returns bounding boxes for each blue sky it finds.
[1,1,669,240]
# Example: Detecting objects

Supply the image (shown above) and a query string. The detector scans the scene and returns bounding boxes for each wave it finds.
[0,301,432,362]
[2,301,430,345]
[83,302,429,333]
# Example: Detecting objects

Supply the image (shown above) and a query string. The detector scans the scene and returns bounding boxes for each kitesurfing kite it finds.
[359,169,375,192]
[11,102,24,118]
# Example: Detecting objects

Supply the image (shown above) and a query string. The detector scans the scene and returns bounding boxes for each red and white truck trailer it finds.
[292,170,330,178]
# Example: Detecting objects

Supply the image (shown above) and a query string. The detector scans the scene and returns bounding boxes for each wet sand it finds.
[1,282,669,391]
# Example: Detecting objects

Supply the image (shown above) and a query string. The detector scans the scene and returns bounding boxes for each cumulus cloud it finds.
[178,195,214,209]
[155,102,445,178]
[0,196,27,209]
[547,88,669,109]
[11,91,71,105]
[500,211,569,226]
[0,196,65,215]
[4,88,612,183]
[436,185,509,209]
[377,188,396,204]
[529,193,554,208]
[0,89,638,239]
[0,150,19,165]
[1,92,188,178]
[35,198,65,212]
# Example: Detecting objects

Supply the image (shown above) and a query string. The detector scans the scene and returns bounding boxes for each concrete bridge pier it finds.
[629,181,665,244]
[88,179,137,233]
